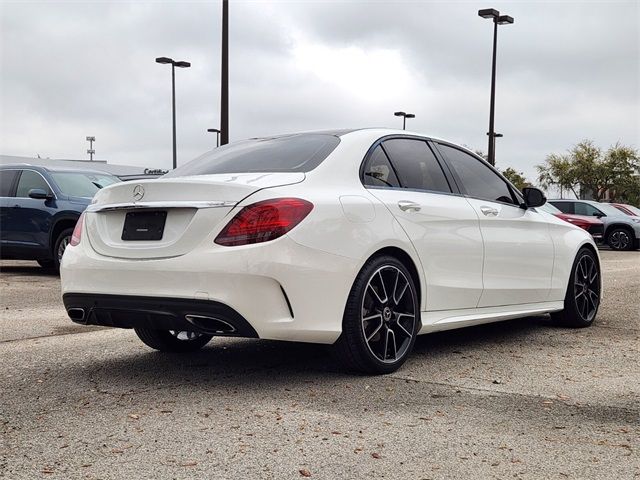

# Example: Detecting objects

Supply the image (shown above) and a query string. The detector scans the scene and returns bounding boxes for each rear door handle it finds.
[398,200,421,212]
[480,206,499,217]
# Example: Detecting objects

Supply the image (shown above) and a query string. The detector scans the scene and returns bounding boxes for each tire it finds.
[333,255,419,374]
[53,228,74,271]
[551,247,601,328]
[134,328,213,353]
[37,259,54,269]
[606,227,634,251]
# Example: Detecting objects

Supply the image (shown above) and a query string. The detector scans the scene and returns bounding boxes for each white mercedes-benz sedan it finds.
[61,128,601,374]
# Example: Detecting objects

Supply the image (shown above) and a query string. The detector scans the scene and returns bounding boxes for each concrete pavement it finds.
[1,251,638,479]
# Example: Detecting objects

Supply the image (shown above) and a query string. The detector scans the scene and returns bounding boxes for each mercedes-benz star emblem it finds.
[132,184,145,201]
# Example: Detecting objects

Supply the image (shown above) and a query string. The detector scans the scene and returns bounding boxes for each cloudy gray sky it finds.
[1,0,638,182]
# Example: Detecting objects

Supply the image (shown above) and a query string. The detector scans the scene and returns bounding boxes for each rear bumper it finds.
[63,293,259,337]
[60,235,359,344]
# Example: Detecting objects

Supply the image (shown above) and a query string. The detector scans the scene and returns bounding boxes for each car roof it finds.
[0,163,115,176]
[549,199,598,204]
[246,128,455,143]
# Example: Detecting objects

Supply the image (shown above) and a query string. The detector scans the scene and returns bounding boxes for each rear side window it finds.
[574,202,602,216]
[550,202,574,214]
[362,145,400,188]
[382,139,451,193]
[165,134,340,177]
[0,170,18,197]
[15,170,51,197]
[438,144,516,205]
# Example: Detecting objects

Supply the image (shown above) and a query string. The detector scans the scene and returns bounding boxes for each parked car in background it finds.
[611,202,640,218]
[62,129,601,374]
[537,203,604,242]
[0,164,120,270]
[549,199,640,251]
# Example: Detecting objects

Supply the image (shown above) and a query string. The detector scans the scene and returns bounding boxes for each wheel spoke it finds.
[395,318,413,338]
[378,271,389,304]
[580,296,588,318]
[368,283,386,305]
[386,328,397,361]
[393,279,409,306]
[364,314,384,342]
[578,260,586,280]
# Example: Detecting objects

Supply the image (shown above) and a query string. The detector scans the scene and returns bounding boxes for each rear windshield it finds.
[165,134,340,177]
[51,172,120,198]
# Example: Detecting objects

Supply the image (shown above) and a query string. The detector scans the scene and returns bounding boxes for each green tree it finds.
[501,167,531,191]
[537,140,640,202]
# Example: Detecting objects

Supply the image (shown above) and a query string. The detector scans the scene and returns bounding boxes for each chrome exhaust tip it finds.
[185,314,237,334]
[67,307,86,322]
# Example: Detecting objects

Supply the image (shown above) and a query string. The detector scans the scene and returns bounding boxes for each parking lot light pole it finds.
[207,128,221,147]
[220,0,229,146]
[478,8,514,166]
[86,136,95,161]
[156,56,191,169]
[394,111,415,130]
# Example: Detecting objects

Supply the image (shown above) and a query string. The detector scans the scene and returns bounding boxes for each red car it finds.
[539,203,604,241]
[611,203,640,218]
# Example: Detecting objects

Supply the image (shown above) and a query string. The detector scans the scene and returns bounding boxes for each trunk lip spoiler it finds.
[86,200,237,213]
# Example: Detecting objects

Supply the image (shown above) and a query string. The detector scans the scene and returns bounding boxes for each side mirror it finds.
[28,188,52,200]
[522,187,546,208]
[593,212,604,218]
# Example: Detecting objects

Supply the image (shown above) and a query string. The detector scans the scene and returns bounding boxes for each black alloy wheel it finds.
[607,228,633,251]
[334,255,419,374]
[552,248,601,327]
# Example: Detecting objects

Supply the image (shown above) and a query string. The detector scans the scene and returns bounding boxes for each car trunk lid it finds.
[85,172,304,259]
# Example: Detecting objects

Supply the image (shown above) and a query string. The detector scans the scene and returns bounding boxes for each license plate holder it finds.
[121,211,167,241]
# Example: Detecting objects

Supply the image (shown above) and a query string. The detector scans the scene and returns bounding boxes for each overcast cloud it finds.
[0,0,638,181]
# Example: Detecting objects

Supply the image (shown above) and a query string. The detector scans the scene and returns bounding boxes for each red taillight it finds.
[70,212,85,246]
[215,198,313,246]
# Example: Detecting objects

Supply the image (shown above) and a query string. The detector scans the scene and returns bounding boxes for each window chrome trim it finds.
[12,168,58,200]
[86,200,237,213]
[359,134,458,195]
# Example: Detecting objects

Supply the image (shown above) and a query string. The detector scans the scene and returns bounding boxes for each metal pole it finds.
[403,116,406,130]
[171,63,177,169]
[220,0,229,145]
[487,20,498,166]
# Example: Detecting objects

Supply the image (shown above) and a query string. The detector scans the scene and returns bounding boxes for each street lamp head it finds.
[497,15,514,25]
[394,111,406,117]
[174,61,191,68]
[155,57,173,64]
[207,128,221,133]
[478,8,499,19]
[405,114,416,119]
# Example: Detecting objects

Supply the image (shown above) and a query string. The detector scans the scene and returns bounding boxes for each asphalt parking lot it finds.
[1,250,638,480]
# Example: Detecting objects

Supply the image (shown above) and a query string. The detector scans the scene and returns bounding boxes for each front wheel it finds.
[606,227,633,251]
[551,247,601,328]
[134,328,213,352]
[333,255,419,374]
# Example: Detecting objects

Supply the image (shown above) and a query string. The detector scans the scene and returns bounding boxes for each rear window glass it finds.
[165,134,340,177]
